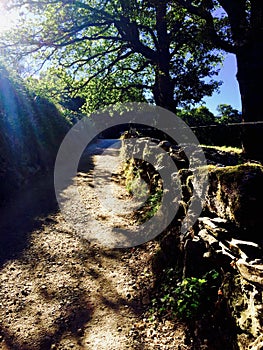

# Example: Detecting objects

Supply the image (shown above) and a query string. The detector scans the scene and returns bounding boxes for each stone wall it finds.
[121,136,263,349]
[179,164,263,349]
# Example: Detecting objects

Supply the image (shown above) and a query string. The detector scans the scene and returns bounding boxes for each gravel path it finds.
[0,140,189,350]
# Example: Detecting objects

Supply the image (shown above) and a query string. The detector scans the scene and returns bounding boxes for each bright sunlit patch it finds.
[0,4,19,32]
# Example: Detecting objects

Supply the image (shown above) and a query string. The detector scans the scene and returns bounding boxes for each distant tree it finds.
[216,104,242,124]
[177,105,215,126]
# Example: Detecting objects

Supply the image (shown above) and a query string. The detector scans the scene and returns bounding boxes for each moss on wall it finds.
[206,164,263,237]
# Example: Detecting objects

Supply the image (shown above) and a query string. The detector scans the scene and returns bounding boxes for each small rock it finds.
[77,328,83,336]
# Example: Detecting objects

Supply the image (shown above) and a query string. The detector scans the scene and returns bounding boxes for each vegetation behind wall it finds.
[0,66,71,204]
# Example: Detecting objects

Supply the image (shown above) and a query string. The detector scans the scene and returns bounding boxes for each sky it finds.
[203,54,242,115]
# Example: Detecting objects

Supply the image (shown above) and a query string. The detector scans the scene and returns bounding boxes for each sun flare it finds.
[0,4,19,32]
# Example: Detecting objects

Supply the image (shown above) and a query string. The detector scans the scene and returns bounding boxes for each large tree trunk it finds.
[236,48,263,122]
[236,35,263,160]
[153,70,177,112]
[153,1,177,112]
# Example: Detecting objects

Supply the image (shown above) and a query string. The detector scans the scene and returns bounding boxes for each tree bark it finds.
[216,0,263,160]
[153,71,177,112]
[235,22,263,159]
[152,1,177,112]
[236,40,263,123]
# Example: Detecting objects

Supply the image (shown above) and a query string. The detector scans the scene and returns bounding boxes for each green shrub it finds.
[149,268,220,322]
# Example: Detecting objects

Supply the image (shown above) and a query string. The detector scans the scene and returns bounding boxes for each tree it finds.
[26,66,147,115]
[173,0,263,122]
[1,0,222,112]
[177,105,215,126]
[216,104,242,124]
[173,0,263,159]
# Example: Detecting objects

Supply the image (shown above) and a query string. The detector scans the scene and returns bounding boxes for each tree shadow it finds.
[0,137,117,266]
[0,221,144,349]
[0,137,147,349]
[0,172,58,266]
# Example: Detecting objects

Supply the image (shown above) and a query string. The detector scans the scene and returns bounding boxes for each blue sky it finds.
[203,53,242,115]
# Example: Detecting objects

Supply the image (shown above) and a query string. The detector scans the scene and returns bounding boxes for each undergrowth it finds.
[123,158,163,223]
[138,189,163,222]
[148,267,220,322]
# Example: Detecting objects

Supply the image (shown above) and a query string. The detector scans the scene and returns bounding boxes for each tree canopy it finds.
[1,0,223,111]
[171,0,262,158]
[1,0,262,158]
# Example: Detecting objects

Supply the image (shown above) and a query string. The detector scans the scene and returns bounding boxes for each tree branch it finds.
[175,0,236,53]
[74,50,134,91]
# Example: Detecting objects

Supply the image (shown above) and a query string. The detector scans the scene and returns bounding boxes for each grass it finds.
[201,145,243,154]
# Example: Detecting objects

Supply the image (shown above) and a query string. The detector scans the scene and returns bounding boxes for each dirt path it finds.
[0,140,189,350]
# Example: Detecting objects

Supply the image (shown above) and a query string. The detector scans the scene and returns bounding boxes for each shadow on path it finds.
[0,172,58,266]
[0,139,121,267]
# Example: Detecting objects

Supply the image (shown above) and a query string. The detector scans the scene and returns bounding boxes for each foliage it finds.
[216,104,242,124]
[149,268,220,322]
[140,189,163,222]
[1,0,223,111]
[172,0,261,56]
[123,156,163,222]
[177,105,216,126]
[26,67,146,114]
[176,104,243,127]
[125,163,148,198]
[0,64,71,201]
[122,140,165,224]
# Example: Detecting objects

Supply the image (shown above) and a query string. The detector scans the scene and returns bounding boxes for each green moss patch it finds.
[206,163,263,234]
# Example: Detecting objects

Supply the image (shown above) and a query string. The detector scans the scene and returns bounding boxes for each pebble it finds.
[77,328,83,336]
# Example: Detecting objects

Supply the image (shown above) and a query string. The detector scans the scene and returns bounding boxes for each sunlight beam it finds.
[0,3,19,33]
